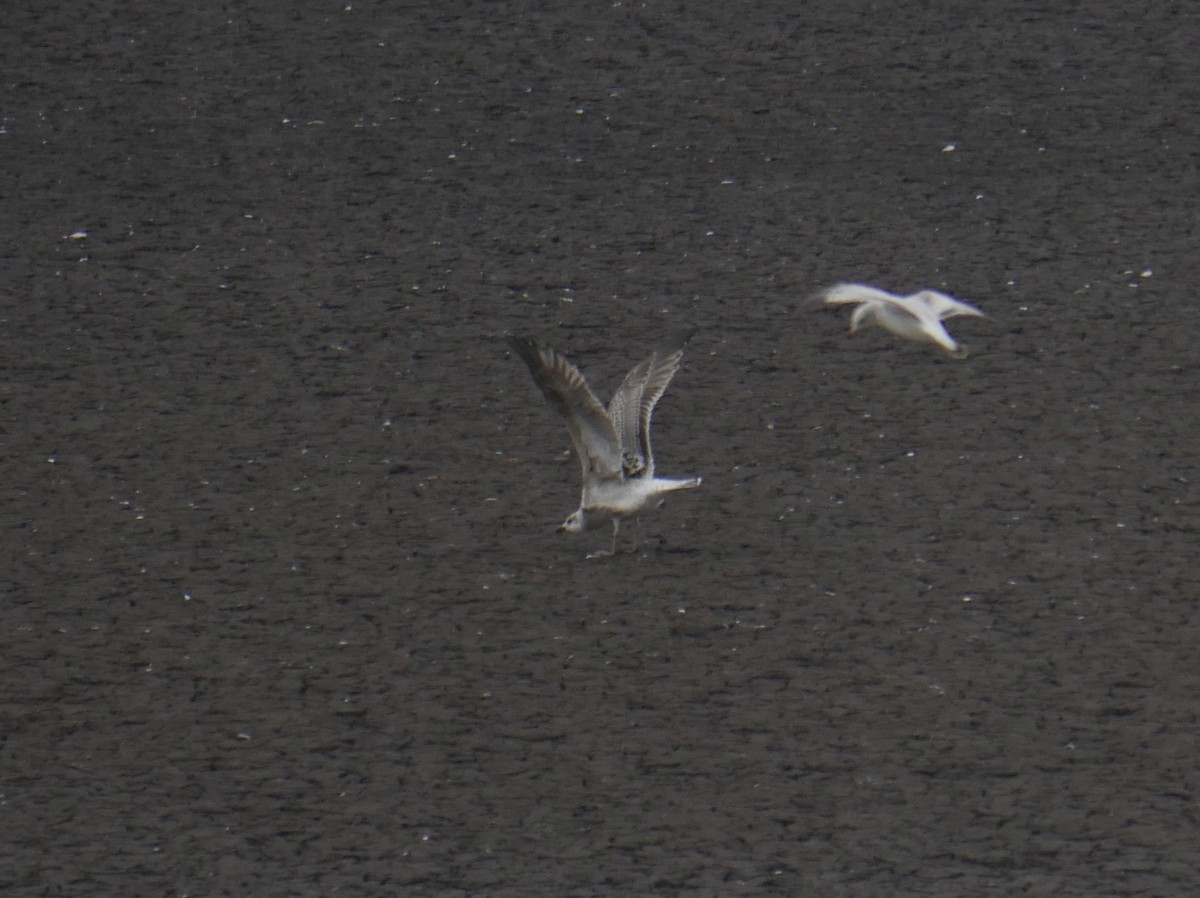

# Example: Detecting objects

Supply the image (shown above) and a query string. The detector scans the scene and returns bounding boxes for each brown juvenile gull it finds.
[507,336,702,558]
[819,282,985,358]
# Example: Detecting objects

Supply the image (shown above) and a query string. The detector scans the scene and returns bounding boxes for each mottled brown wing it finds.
[507,336,622,482]
[607,349,682,480]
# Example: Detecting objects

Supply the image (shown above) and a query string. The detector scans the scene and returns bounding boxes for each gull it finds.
[818,282,985,358]
[507,336,702,558]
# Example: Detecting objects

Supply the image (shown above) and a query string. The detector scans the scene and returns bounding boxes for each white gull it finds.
[508,336,702,558]
[819,282,985,358]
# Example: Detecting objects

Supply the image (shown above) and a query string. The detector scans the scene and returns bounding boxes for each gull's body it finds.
[819,282,985,358]
[508,336,701,557]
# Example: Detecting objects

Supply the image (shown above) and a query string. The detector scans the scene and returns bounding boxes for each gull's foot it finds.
[585,548,614,560]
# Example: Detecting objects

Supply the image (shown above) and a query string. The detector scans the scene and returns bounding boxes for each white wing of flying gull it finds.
[819,282,985,358]
[508,336,702,558]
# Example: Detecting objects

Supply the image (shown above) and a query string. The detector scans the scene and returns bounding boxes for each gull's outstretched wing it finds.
[819,283,909,309]
[607,349,683,480]
[507,336,622,481]
[914,290,986,320]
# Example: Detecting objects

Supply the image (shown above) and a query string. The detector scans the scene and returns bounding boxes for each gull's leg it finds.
[586,518,619,560]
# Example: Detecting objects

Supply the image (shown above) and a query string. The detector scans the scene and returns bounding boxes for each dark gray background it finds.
[3,2,1198,895]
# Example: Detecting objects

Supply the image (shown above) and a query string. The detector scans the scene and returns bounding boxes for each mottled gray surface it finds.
[3,1,1199,895]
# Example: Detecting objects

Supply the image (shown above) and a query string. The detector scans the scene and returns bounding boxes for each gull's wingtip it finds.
[646,329,695,361]
[802,285,832,309]
[504,333,534,362]
[505,335,558,379]
[815,281,879,306]
[505,334,560,363]
[503,332,536,350]
[675,327,698,349]
[799,282,852,310]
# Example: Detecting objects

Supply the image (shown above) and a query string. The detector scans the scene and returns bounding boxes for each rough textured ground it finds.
[3,2,1199,896]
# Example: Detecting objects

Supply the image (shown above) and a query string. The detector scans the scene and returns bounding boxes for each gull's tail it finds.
[654,476,702,492]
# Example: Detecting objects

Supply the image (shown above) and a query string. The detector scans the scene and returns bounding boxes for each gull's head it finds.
[558,509,586,534]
